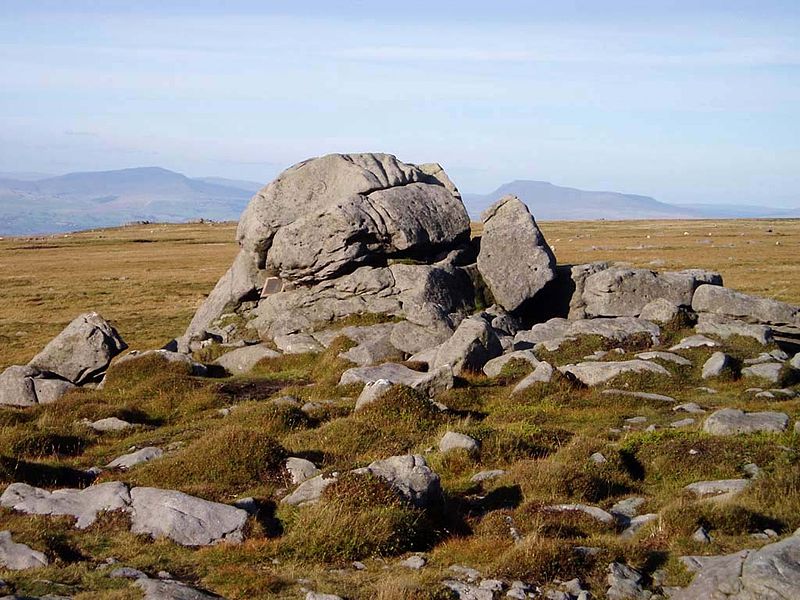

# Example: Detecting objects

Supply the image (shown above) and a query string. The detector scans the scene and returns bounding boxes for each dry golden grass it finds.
[2,218,797,370]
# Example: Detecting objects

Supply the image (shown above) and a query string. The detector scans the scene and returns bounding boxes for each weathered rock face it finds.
[27,312,127,384]
[432,316,503,376]
[693,284,800,326]
[582,268,721,318]
[476,195,556,312]
[182,153,471,348]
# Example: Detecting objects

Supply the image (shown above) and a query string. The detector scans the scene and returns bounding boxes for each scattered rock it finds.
[482,350,539,378]
[84,417,133,432]
[543,504,615,525]
[559,360,670,386]
[671,418,695,428]
[703,408,789,435]
[606,561,651,600]
[701,352,735,379]
[673,402,706,414]
[512,362,555,393]
[669,335,718,351]
[741,362,786,384]
[28,312,127,384]
[470,470,506,483]
[110,566,147,579]
[432,317,503,376]
[601,389,676,403]
[638,298,682,323]
[692,526,712,543]
[0,481,131,529]
[515,317,660,352]
[285,457,321,485]
[477,195,556,312]
[634,351,692,366]
[281,475,337,506]
[352,454,441,508]
[135,577,225,600]
[0,531,49,570]
[214,344,280,374]
[274,333,323,354]
[684,479,750,500]
[106,447,163,470]
[583,267,720,318]
[439,431,480,455]
[400,555,426,569]
[692,284,799,326]
[354,378,394,411]
[620,514,659,539]
[129,487,248,546]
[340,363,453,398]
[696,314,774,345]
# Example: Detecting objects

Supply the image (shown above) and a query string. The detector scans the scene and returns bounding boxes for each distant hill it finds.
[0,167,259,236]
[1,168,798,236]
[462,180,695,220]
[462,180,798,221]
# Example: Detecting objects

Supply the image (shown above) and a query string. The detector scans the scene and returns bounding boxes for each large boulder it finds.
[692,284,799,326]
[0,366,77,407]
[476,195,556,311]
[432,316,503,376]
[181,153,470,348]
[128,487,248,546]
[27,312,127,384]
[582,268,721,318]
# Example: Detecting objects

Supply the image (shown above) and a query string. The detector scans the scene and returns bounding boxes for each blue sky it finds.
[1,1,799,206]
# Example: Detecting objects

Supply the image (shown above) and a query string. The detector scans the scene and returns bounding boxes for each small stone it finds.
[285,457,321,485]
[671,418,695,428]
[590,452,607,464]
[701,352,735,379]
[85,417,133,432]
[674,402,706,414]
[352,561,366,570]
[110,566,147,579]
[670,335,718,351]
[692,526,712,543]
[439,431,480,455]
[743,463,761,478]
[625,416,648,424]
[471,469,506,483]
[400,555,426,569]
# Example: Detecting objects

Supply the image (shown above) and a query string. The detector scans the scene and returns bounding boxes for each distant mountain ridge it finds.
[0,167,797,236]
[0,167,258,236]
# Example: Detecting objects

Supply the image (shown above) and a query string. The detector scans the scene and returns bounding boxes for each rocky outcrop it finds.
[181,153,472,349]
[693,284,799,326]
[582,268,721,318]
[476,195,556,312]
[28,312,127,384]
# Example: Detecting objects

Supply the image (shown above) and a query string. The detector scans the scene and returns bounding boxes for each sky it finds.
[1,0,799,206]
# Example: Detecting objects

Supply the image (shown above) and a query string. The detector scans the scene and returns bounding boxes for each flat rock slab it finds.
[213,344,280,374]
[482,350,539,378]
[543,503,616,525]
[281,474,337,506]
[601,389,677,403]
[84,417,133,432]
[0,481,131,529]
[560,360,670,386]
[0,530,49,570]
[741,362,785,383]
[135,577,225,600]
[273,333,323,354]
[703,408,789,435]
[106,447,163,470]
[129,487,247,546]
[515,316,660,352]
[685,478,751,499]
[696,314,774,345]
[635,351,692,366]
[669,335,718,351]
[340,363,453,398]
[675,533,800,600]
[692,284,799,326]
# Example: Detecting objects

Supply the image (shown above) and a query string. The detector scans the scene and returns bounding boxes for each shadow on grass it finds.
[0,455,95,488]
